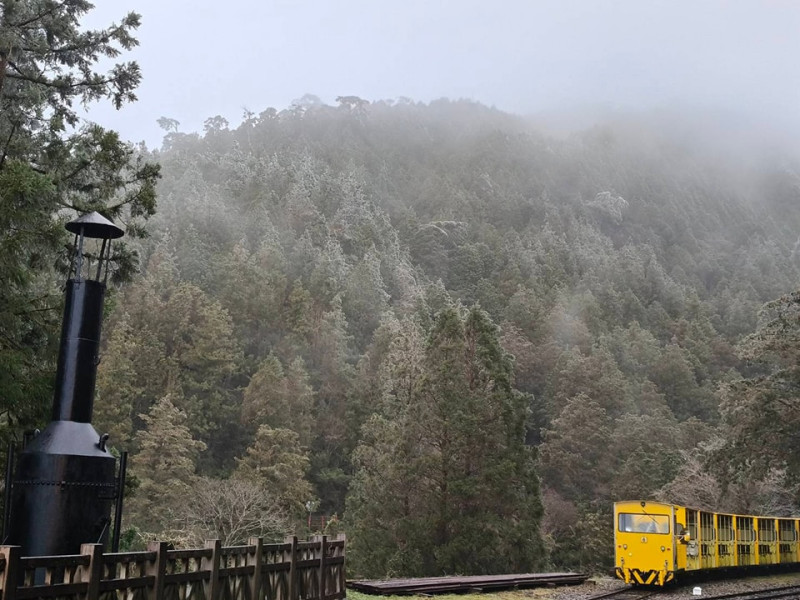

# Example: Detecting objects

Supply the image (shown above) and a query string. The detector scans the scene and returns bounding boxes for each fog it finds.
[83,0,800,149]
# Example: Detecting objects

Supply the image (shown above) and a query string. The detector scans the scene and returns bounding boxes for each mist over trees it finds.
[91,95,800,573]
[5,29,800,573]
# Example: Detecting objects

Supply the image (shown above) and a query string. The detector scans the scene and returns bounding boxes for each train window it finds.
[618,513,670,534]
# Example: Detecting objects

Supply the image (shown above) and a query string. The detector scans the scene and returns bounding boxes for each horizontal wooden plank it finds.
[296,543,319,550]
[261,563,291,573]
[168,548,212,560]
[17,582,87,599]
[20,554,88,568]
[222,546,252,556]
[328,541,345,549]
[261,556,291,564]
[103,551,156,564]
[164,571,209,584]
[98,575,154,592]
[219,565,254,577]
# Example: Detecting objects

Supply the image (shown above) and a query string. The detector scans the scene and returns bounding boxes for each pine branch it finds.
[0,122,18,169]
[5,70,113,90]
[5,5,59,29]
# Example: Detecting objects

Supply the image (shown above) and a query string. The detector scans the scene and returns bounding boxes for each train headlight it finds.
[622,544,627,550]
[661,546,666,552]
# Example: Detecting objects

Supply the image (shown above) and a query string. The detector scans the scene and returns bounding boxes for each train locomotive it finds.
[614,500,800,586]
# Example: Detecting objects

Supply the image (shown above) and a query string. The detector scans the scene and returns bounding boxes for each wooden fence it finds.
[0,535,345,600]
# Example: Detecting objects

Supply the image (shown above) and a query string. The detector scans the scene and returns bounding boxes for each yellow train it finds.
[614,500,800,586]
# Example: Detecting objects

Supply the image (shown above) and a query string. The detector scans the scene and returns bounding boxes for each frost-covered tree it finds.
[348,305,544,577]
[0,0,159,436]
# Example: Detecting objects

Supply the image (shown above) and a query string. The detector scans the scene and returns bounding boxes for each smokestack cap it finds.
[66,212,124,240]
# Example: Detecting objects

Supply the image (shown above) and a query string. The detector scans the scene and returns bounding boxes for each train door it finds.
[686,509,700,571]
[758,518,778,565]
[735,516,756,566]
[778,519,797,564]
[717,514,735,567]
[674,506,688,573]
[700,511,716,569]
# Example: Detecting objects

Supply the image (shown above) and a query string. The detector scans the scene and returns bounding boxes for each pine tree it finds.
[241,353,313,446]
[0,0,160,436]
[94,314,166,449]
[234,425,314,517]
[308,296,355,513]
[99,252,245,473]
[347,305,544,577]
[718,290,800,483]
[538,393,613,502]
[128,394,206,535]
[158,281,244,472]
[342,249,390,346]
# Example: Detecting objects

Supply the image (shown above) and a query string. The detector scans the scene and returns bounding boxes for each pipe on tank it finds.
[51,279,105,422]
[111,451,128,552]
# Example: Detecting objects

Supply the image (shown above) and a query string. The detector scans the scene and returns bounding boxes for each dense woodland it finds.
[5,0,800,579]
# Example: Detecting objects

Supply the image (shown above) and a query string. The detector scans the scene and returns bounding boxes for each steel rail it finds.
[586,588,657,600]
[347,572,588,594]
[699,584,800,600]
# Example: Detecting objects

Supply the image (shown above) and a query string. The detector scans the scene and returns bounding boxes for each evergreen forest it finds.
[4,0,800,579]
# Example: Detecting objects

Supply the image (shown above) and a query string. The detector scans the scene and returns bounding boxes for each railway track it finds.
[586,587,658,600]
[347,571,588,594]
[587,582,800,600]
[699,584,800,599]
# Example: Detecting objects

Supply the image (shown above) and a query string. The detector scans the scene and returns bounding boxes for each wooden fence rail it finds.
[0,535,345,600]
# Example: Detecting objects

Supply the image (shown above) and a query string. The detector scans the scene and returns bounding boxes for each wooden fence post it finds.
[146,541,167,600]
[80,544,103,600]
[337,535,346,597]
[287,536,298,600]
[318,535,327,600]
[0,545,21,600]
[202,540,221,600]
[247,537,263,600]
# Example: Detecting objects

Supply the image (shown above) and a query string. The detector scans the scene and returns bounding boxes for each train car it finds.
[614,500,800,586]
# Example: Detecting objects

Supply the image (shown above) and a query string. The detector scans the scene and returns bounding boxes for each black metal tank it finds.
[5,212,124,556]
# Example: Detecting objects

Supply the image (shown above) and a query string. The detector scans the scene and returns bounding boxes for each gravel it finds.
[539,572,800,599]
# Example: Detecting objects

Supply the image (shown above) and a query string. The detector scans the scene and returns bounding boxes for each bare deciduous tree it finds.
[164,478,291,547]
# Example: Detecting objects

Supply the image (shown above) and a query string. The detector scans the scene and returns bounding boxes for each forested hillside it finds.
[11,90,800,574]
[86,97,800,573]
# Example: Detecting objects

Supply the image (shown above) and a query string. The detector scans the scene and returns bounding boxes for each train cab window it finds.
[618,513,670,534]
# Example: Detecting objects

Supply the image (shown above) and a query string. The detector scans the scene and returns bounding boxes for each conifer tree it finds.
[718,290,800,484]
[308,296,355,513]
[128,394,206,535]
[0,0,160,434]
[241,353,313,446]
[539,394,613,502]
[348,305,544,577]
[94,314,166,449]
[235,425,314,517]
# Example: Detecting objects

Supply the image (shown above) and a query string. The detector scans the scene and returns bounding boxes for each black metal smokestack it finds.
[5,212,124,556]
[52,278,105,422]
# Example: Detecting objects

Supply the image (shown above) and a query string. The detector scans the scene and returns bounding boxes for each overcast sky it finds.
[83,0,800,148]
